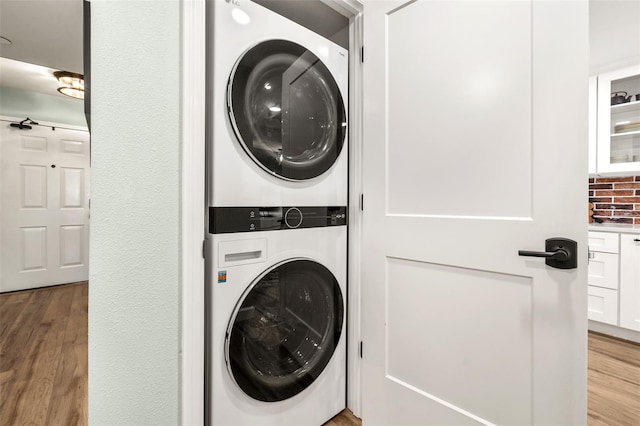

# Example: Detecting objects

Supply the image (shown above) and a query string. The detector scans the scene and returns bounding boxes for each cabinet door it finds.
[596,64,640,174]
[619,234,640,331]
[588,252,620,289]
[588,286,619,325]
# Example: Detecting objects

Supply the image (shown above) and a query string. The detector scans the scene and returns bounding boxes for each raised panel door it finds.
[1,120,90,292]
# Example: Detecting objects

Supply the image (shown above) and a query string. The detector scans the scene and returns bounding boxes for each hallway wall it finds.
[88,1,181,424]
[0,86,86,127]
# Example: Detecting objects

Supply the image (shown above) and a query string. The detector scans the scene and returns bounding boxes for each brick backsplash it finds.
[589,175,640,224]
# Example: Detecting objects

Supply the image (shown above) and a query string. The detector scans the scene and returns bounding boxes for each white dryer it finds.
[208,0,349,207]
[206,207,347,425]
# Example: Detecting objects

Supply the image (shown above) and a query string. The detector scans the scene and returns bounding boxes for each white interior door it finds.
[1,120,90,292]
[361,1,588,425]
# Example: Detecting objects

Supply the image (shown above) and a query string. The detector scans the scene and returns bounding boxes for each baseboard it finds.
[588,320,640,343]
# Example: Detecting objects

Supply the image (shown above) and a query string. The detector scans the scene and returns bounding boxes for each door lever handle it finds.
[518,249,568,261]
[518,237,577,269]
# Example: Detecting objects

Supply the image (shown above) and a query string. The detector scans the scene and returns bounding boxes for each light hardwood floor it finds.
[2,282,639,425]
[323,408,361,426]
[0,282,87,426]
[588,332,640,425]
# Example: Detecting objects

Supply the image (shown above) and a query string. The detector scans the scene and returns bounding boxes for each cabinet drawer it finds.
[588,286,618,325]
[588,252,619,289]
[588,231,619,253]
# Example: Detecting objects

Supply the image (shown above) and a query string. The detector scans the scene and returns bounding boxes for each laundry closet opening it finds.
[204,0,355,424]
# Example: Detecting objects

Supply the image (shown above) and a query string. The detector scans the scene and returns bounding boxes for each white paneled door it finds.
[1,120,90,292]
[361,1,588,425]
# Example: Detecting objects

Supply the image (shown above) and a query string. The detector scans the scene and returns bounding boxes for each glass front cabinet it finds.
[595,64,640,175]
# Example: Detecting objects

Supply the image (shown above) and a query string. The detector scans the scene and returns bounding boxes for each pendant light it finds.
[53,71,85,99]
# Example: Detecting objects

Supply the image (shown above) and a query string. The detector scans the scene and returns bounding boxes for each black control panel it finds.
[210,206,347,234]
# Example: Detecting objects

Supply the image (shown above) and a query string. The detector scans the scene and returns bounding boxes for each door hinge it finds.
[359,341,363,358]
[360,46,364,63]
[202,240,206,259]
[360,194,364,211]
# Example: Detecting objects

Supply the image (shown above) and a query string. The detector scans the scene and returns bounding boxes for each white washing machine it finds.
[206,207,347,425]
[207,0,349,207]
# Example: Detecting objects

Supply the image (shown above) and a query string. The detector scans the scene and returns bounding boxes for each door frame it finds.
[181,1,206,424]
[180,1,364,423]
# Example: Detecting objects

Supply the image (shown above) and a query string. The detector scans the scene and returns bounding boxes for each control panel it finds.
[210,206,347,234]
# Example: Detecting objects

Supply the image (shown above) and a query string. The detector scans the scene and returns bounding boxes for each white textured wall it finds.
[88,1,181,425]
[0,86,87,127]
[590,0,640,73]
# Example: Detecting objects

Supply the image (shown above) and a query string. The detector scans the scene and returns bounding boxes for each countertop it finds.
[588,223,640,234]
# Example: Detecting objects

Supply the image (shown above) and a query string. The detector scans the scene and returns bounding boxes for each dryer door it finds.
[228,40,347,181]
[225,259,344,402]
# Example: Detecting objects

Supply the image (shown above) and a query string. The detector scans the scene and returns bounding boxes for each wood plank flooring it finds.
[1,282,639,425]
[0,282,87,426]
[588,332,640,426]
[324,408,361,426]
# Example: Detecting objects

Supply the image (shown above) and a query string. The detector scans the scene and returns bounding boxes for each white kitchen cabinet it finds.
[595,64,640,175]
[588,286,619,325]
[588,229,640,340]
[588,231,620,253]
[588,231,620,324]
[588,252,620,289]
[619,234,640,331]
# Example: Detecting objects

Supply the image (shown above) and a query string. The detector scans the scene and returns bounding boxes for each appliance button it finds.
[284,207,303,229]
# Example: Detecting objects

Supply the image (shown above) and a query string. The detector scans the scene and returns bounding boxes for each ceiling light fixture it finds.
[53,71,84,99]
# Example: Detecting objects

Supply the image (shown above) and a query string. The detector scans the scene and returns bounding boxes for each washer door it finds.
[226,259,344,402]
[228,40,347,181]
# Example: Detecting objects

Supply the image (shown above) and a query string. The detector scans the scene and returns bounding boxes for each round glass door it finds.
[225,259,344,402]
[228,39,347,181]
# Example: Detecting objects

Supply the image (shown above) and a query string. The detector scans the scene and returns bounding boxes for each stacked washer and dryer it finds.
[206,1,349,425]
